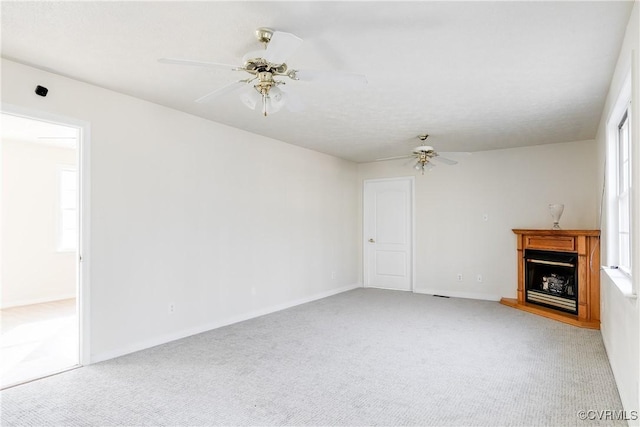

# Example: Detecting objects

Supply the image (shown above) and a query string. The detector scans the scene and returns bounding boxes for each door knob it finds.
[368,238,375,243]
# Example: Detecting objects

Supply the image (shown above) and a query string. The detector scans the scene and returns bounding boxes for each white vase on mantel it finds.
[548,204,564,230]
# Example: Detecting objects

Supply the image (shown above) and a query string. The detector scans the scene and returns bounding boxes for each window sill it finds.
[601,266,636,299]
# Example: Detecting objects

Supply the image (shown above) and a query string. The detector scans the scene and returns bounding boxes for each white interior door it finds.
[364,177,413,291]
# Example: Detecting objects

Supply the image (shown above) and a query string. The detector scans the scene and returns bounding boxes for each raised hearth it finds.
[500,229,600,329]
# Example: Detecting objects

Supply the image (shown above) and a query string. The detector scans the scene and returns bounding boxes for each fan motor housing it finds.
[244,59,287,74]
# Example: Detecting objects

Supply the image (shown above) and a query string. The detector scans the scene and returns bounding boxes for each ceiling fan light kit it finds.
[159,27,367,117]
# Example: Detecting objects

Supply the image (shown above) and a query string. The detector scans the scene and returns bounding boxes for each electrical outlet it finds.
[457,274,463,281]
[476,274,483,283]
[331,271,336,280]
[251,287,257,296]
[168,303,175,314]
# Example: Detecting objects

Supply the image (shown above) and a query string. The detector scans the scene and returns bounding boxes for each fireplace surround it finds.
[500,229,600,329]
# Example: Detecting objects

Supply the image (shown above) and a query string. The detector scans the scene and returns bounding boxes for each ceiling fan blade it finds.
[242,49,267,63]
[293,70,368,88]
[263,31,303,64]
[374,155,413,161]
[195,81,247,103]
[432,155,458,165]
[278,85,305,112]
[159,57,239,70]
[439,151,472,156]
[404,156,419,166]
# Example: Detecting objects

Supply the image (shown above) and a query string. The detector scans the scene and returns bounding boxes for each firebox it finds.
[525,249,578,314]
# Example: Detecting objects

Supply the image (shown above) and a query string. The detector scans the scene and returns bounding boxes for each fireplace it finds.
[500,229,600,329]
[525,249,577,314]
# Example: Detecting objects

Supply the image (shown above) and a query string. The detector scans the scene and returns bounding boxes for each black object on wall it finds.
[35,85,48,97]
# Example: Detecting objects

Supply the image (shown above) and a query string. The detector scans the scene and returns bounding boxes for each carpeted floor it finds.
[0,288,624,426]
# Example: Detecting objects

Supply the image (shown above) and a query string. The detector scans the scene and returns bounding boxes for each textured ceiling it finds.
[0,1,634,162]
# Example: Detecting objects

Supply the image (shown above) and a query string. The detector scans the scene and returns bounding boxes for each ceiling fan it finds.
[375,135,469,175]
[159,27,367,117]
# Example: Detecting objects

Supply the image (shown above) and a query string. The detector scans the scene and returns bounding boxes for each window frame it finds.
[616,110,631,275]
[605,69,633,290]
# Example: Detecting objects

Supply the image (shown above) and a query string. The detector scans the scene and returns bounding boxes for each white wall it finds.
[358,140,598,301]
[595,1,640,418]
[1,139,76,308]
[1,59,360,362]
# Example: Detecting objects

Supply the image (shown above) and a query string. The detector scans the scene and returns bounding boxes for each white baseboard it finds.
[413,288,501,302]
[1,293,77,309]
[91,283,362,364]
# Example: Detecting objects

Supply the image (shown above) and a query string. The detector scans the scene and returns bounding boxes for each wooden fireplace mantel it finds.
[500,229,601,329]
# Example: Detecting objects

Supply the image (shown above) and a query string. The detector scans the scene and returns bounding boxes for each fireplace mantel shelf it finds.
[500,229,601,329]
[511,229,600,237]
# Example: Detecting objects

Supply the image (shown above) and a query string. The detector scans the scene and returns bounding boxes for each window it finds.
[605,69,633,291]
[58,166,77,252]
[617,111,631,274]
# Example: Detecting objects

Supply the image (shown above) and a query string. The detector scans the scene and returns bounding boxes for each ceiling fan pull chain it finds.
[262,94,268,117]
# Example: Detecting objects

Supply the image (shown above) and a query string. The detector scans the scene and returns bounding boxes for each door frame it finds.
[363,176,415,292]
[2,102,91,366]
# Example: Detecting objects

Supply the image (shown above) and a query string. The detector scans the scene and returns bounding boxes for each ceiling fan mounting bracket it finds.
[255,27,275,45]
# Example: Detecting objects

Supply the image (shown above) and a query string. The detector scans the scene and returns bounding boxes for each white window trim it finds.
[604,68,635,298]
[617,111,631,275]
[602,267,634,298]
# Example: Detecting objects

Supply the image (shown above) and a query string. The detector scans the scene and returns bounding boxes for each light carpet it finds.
[0,288,624,426]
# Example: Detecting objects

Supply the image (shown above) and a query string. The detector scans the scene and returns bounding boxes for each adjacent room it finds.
[1,113,80,388]
[1,1,638,426]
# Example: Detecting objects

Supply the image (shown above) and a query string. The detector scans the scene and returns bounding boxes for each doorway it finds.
[363,177,414,291]
[1,111,85,388]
